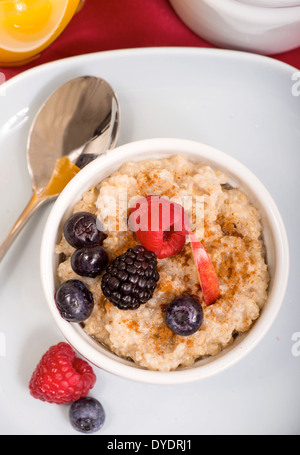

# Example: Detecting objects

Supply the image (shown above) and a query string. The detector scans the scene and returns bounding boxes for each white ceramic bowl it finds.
[169,0,300,55]
[40,138,289,384]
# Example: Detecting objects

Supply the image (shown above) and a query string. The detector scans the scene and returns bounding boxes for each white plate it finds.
[0,48,299,435]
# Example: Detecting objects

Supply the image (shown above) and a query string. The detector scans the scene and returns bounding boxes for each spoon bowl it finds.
[0,75,120,262]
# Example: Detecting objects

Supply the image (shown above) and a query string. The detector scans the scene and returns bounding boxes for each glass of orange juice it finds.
[0,0,85,66]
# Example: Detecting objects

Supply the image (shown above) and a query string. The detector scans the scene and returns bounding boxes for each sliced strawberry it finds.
[189,231,220,306]
[129,196,188,259]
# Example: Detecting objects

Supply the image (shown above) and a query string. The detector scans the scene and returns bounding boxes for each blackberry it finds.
[101,245,160,310]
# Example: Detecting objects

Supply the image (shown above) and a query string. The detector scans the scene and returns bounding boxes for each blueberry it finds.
[69,397,105,434]
[71,246,109,278]
[165,295,203,336]
[55,280,94,323]
[64,212,107,249]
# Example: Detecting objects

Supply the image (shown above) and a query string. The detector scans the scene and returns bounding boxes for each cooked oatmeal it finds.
[55,155,269,372]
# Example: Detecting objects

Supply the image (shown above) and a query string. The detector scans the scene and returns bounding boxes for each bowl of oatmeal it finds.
[40,138,289,384]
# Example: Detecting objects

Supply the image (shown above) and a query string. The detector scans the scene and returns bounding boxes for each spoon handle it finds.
[0,190,48,263]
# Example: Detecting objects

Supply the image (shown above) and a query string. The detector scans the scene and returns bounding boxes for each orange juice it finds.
[0,0,82,66]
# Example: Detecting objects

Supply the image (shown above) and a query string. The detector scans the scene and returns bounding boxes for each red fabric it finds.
[1,0,299,81]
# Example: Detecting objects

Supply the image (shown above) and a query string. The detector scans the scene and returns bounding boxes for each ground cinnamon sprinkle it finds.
[157,279,175,294]
[111,233,139,259]
[148,324,175,355]
[186,339,194,348]
[217,215,244,239]
[125,319,140,333]
[178,245,192,267]
[215,238,254,301]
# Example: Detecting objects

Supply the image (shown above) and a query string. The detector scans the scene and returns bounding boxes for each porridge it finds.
[55,155,269,372]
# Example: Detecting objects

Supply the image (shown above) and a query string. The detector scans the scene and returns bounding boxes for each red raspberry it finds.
[29,342,96,405]
[130,195,189,259]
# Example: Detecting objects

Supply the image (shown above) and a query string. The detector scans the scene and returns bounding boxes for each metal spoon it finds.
[0,76,120,262]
